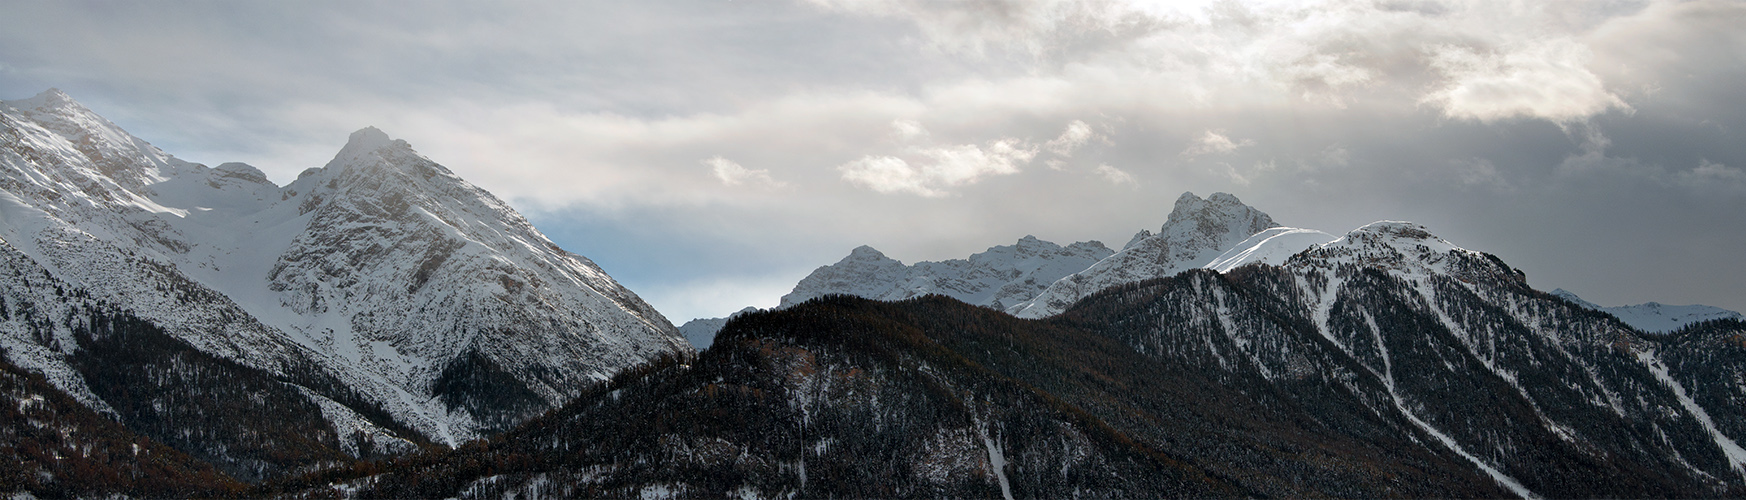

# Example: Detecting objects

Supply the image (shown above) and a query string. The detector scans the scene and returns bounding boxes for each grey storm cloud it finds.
[1,0,1742,322]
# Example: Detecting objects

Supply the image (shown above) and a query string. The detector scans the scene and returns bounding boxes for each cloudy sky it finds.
[3,0,1743,322]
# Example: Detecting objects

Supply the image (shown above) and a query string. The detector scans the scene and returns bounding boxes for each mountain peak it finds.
[30,88,75,106]
[2,88,92,118]
[213,162,271,185]
[8,87,75,108]
[1282,220,1522,284]
[1207,192,1242,204]
[321,126,431,179]
[1349,220,1437,240]
[1163,191,1274,232]
[350,126,391,146]
[1014,191,1279,318]
[1014,235,1053,251]
[4,89,97,124]
[2,88,192,191]
[336,126,402,158]
[848,245,890,260]
[1325,221,1462,256]
[1174,193,1274,239]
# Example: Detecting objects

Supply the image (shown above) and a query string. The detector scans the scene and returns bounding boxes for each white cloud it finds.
[1422,38,1629,123]
[890,119,930,141]
[1094,164,1135,185]
[1183,130,1253,157]
[798,0,1164,58]
[705,156,784,188]
[1045,119,1096,157]
[838,156,932,195]
[1217,159,1277,186]
[1679,160,1746,191]
[1451,158,1514,192]
[839,138,1037,197]
[1556,125,1624,175]
[1318,144,1349,167]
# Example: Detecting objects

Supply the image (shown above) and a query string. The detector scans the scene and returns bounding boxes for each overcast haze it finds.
[3,0,1743,323]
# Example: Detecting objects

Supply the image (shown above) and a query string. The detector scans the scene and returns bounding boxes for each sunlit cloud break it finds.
[839,138,1037,197]
[1422,38,1629,123]
[1183,130,1253,157]
[706,156,785,188]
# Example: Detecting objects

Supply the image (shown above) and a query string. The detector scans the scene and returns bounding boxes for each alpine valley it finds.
[4,89,1745,499]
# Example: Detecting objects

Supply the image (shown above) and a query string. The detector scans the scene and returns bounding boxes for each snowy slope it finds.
[1203,227,1336,273]
[1552,289,1742,334]
[1011,192,1277,318]
[779,235,1113,312]
[0,89,689,446]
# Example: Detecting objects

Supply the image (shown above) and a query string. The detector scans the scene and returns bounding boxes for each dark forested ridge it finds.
[69,308,420,483]
[0,348,240,498]
[271,295,1241,498]
[891,292,1507,498]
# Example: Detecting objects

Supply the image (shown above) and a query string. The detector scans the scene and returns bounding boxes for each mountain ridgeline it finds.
[3,89,1745,498]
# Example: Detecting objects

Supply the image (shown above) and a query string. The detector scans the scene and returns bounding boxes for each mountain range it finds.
[4,89,1744,498]
[279,223,1746,497]
[683,192,1736,347]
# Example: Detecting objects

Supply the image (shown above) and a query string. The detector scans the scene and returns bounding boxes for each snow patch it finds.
[1205,227,1336,273]
[1638,350,1746,474]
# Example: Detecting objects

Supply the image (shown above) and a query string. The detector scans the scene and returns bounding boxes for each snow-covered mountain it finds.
[0,89,689,457]
[779,236,1113,312]
[748,192,1295,325]
[1010,191,1277,318]
[1553,288,1743,334]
